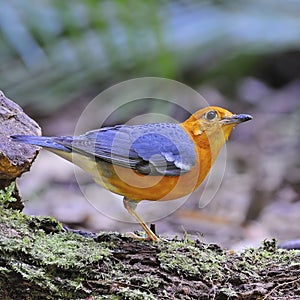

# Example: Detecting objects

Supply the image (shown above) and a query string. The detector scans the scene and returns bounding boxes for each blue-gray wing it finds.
[54,123,196,176]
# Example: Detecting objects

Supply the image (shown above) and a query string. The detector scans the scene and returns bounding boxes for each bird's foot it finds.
[124,231,159,242]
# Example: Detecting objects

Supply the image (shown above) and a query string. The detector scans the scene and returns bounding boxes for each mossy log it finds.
[0,185,300,300]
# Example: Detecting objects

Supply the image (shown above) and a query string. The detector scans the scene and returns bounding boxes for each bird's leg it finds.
[123,197,159,242]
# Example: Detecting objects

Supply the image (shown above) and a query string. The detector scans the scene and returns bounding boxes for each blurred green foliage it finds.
[0,0,300,114]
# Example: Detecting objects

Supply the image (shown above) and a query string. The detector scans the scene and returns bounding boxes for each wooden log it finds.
[0,91,41,209]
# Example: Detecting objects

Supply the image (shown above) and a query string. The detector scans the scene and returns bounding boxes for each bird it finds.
[11,106,252,241]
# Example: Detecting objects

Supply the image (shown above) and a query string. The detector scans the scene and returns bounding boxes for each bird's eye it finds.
[205,110,217,120]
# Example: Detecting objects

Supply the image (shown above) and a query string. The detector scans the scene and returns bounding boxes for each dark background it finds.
[1,0,299,249]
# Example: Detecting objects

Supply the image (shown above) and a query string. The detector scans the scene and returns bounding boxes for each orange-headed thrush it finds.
[11,106,252,241]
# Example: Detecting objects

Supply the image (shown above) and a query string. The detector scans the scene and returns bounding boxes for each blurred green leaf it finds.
[0,0,300,114]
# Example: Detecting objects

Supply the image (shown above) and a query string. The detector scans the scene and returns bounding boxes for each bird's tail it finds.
[11,135,70,152]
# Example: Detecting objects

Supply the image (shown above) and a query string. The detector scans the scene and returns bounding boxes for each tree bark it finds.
[0,187,300,300]
[0,90,41,210]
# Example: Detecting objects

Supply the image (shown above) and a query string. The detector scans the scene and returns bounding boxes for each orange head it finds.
[183,106,252,142]
[181,106,252,182]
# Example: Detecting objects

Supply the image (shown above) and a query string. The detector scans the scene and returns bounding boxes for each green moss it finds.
[237,239,299,277]
[0,185,164,298]
[0,182,17,206]
[29,232,110,267]
[116,287,156,300]
[158,238,225,281]
[0,184,114,299]
[140,275,162,289]
[1,183,300,299]
[1,217,110,269]
[218,287,238,298]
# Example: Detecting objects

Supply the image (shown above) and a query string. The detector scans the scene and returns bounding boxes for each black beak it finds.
[221,114,253,125]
